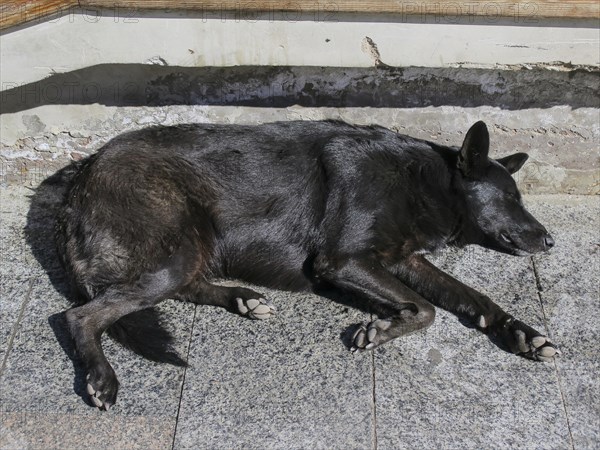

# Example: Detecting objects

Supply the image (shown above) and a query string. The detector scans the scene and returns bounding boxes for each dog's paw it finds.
[495,317,561,362]
[515,332,561,362]
[86,366,119,411]
[235,297,276,320]
[350,319,393,352]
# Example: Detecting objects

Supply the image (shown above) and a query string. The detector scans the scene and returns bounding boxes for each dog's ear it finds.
[496,153,529,174]
[458,121,489,178]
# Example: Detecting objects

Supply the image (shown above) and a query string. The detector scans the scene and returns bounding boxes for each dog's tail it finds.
[107,308,187,367]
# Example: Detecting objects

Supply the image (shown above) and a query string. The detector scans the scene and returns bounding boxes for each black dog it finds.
[56,120,559,410]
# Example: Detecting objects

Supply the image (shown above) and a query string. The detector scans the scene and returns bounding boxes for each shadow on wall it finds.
[2,64,599,115]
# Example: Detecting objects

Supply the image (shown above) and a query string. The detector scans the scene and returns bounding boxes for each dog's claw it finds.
[264,300,277,311]
[91,395,103,408]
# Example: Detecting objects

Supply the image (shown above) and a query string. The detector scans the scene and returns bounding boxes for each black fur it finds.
[56,120,558,410]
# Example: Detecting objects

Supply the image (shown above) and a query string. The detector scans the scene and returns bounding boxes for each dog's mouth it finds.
[499,232,513,245]
[498,232,532,256]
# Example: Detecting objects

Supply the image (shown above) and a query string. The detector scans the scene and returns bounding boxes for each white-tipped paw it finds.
[86,370,118,411]
[495,317,562,363]
[235,297,276,320]
[519,333,561,362]
[350,319,392,353]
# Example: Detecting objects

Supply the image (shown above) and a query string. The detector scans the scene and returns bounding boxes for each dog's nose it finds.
[543,235,555,249]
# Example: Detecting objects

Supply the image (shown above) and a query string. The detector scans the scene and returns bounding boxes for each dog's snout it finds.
[543,235,555,249]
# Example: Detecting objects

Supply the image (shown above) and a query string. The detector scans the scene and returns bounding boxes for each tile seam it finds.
[370,312,378,450]
[0,278,34,378]
[170,304,198,450]
[531,257,575,450]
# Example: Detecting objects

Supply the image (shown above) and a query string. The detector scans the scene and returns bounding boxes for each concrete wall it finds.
[1,10,599,193]
[2,10,599,83]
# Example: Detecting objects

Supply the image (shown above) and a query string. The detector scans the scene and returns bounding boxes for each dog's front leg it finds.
[314,254,436,351]
[395,255,560,361]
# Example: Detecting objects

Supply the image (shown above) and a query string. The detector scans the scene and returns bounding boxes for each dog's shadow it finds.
[311,286,381,350]
[24,163,94,405]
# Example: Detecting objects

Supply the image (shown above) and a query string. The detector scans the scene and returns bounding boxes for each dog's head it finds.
[456,121,554,256]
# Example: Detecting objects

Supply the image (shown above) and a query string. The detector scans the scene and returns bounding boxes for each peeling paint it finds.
[451,61,600,72]
[144,56,169,66]
[361,36,389,68]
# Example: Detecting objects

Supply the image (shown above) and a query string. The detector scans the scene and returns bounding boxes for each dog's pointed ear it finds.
[458,121,489,178]
[496,153,529,174]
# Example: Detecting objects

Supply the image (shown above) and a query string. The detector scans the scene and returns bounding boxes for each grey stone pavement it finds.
[0,182,598,450]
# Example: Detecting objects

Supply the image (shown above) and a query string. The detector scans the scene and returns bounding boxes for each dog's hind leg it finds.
[175,279,276,320]
[65,259,186,410]
[313,254,436,351]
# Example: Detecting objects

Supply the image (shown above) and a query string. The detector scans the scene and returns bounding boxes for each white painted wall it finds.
[1,11,598,86]
[1,11,598,194]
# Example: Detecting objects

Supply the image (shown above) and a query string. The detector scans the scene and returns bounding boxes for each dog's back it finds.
[58,121,451,294]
